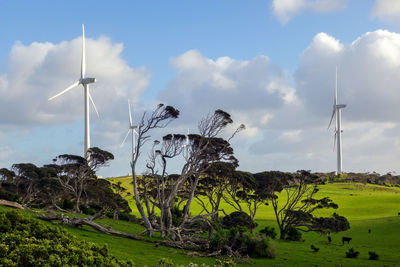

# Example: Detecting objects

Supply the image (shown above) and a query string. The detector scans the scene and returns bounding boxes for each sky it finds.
[1,0,400,177]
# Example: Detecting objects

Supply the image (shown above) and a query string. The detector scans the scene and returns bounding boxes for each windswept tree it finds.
[195,161,236,219]
[131,105,244,239]
[53,147,114,213]
[130,104,180,236]
[257,170,349,239]
[11,163,42,204]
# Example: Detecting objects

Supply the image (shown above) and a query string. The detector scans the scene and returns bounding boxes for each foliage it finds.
[221,211,256,231]
[171,205,184,227]
[368,251,379,260]
[213,259,236,267]
[156,258,236,267]
[258,170,349,239]
[284,226,302,241]
[210,226,276,258]
[0,210,131,266]
[61,198,74,210]
[345,248,360,258]
[259,226,277,239]
[79,204,96,215]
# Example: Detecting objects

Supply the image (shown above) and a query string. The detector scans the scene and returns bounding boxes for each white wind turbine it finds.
[328,67,346,175]
[121,100,138,161]
[48,24,98,160]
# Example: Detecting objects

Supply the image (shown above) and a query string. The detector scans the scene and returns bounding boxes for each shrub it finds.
[222,211,256,230]
[118,212,137,222]
[368,251,379,260]
[171,205,184,226]
[0,210,131,266]
[156,257,174,267]
[214,259,236,267]
[210,226,275,258]
[345,248,359,258]
[156,258,236,267]
[285,226,302,241]
[259,226,277,239]
[79,204,96,215]
[61,198,74,210]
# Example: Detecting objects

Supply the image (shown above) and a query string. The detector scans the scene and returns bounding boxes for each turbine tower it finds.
[48,24,98,160]
[328,67,346,175]
[121,100,138,161]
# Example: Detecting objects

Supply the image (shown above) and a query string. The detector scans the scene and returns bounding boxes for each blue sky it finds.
[2,0,400,177]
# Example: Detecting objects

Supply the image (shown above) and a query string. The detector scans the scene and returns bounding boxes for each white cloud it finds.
[158,30,400,174]
[371,0,400,25]
[296,30,400,123]
[0,36,150,126]
[158,50,296,138]
[272,0,346,24]
[0,34,152,174]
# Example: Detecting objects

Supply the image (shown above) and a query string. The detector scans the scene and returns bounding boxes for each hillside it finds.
[102,177,400,266]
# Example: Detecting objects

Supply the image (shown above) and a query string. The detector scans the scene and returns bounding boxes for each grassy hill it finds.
[3,179,399,266]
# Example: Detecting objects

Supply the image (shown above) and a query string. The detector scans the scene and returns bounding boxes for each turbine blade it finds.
[327,108,336,129]
[48,81,80,101]
[88,91,99,118]
[120,129,130,147]
[128,100,132,126]
[81,24,86,79]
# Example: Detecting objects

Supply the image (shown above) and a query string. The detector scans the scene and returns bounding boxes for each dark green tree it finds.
[256,170,349,239]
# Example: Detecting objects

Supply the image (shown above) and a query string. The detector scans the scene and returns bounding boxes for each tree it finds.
[53,147,114,213]
[195,161,236,219]
[130,105,244,239]
[258,170,349,239]
[11,163,41,205]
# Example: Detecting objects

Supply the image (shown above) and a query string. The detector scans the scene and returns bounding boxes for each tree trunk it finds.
[132,163,154,237]
[113,208,119,220]
[74,194,81,213]
[179,176,199,228]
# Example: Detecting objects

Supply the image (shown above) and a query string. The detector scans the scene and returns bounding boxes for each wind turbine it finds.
[328,67,346,175]
[48,24,98,160]
[121,100,138,161]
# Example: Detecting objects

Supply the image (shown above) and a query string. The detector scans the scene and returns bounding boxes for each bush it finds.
[368,251,379,260]
[118,212,137,222]
[222,211,256,230]
[61,198,74,210]
[345,248,359,258]
[79,204,96,215]
[210,226,275,258]
[214,259,236,267]
[285,226,302,241]
[259,226,277,239]
[0,210,131,266]
[171,205,184,227]
[156,258,235,267]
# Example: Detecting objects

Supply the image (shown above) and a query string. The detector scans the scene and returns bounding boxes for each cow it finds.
[327,236,332,243]
[342,237,352,244]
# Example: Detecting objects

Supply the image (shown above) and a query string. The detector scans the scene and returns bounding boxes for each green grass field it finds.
[3,179,400,266]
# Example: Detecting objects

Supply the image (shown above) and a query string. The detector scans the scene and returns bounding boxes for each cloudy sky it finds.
[1,0,400,177]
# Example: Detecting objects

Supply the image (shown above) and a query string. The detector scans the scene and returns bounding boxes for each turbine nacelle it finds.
[80,77,96,85]
[336,104,346,109]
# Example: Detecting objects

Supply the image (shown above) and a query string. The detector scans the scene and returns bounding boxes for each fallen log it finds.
[0,199,24,209]
[37,213,206,251]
